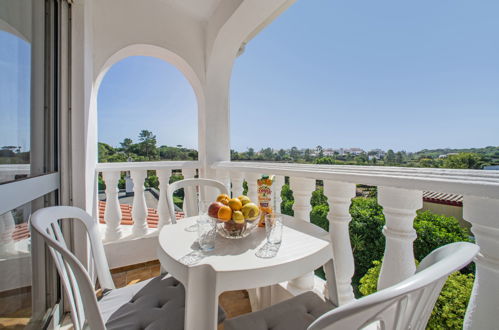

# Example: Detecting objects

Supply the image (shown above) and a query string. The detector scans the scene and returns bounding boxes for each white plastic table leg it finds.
[184,265,219,330]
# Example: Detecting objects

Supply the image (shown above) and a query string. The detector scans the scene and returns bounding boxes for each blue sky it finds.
[89,0,499,151]
[2,1,498,153]
[0,31,30,152]
[98,0,499,152]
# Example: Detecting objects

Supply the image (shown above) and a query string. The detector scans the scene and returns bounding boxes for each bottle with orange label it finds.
[257,175,274,227]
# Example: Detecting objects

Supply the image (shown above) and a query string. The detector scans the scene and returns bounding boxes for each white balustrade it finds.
[0,211,17,256]
[182,168,197,217]
[377,186,422,290]
[157,169,173,228]
[130,169,148,236]
[273,175,285,212]
[245,172,261,203]
[463,196,499,330]
[323,180,356,305]
[96,161,199,241]
[230,171,244,198]
[102,170,122,242]
[289,177,316,291]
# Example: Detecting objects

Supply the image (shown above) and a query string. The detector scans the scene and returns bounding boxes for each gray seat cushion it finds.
[224,291,334,330]
[99,275,226,330]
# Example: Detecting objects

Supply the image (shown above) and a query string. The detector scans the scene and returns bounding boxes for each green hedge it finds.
[359,259,474,329]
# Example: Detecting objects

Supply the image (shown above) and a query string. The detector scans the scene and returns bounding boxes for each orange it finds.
[217,205,232,222]
[216,194,230,205]
[228,198,243,211]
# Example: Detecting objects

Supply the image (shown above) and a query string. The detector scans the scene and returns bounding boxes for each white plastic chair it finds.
[166,178,229,223]
[30,206,225,330]
[224,242,479,330]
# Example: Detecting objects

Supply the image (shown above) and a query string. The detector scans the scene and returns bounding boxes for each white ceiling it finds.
[164,0,223,21]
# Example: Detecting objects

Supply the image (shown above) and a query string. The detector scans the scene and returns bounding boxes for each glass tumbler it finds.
[265,214,283,245]
[197,214,217,251]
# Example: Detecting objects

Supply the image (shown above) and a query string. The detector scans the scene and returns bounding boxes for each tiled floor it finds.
[0,287,31,330]
[111,260,253,330]
[0,260,253,329]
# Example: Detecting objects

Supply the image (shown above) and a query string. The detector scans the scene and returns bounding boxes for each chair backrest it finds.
[166,178,229,223]
[30,206,114,330]
[308,242,479,330]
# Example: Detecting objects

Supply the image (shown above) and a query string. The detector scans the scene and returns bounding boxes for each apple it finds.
[241,202,259,221]
[208,202,224,218]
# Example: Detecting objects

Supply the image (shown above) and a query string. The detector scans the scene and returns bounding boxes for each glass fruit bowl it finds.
[217,216,260,239]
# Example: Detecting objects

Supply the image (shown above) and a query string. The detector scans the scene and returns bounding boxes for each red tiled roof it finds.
[423,191,463,207]
[98,201,184,228]
[12,223,30,241]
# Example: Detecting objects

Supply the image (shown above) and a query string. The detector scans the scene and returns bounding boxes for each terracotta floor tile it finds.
[126,267,152,285]
[112,272,127,289]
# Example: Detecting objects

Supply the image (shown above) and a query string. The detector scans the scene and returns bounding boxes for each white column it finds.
[463,196,499,330]
[102,171,122,241]
[230,171,244,198]
[323,180,356,305]
[245,172,260,203]
[273,175,285,213]
[130,169,148,236]
[182,168,197,217]
[157,169,172,229]
[377,186,422,290]
[289,177,316,290]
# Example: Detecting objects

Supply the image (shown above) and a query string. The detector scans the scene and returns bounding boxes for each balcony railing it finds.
[95,160,499,328]
[95,161,199,268]
[212,161,499,329]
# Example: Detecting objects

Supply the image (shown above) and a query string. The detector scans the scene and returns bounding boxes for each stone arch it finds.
[93,44,205,110]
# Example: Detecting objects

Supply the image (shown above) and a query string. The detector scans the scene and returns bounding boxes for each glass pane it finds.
[0,201,33,326]
[0,1,34,184]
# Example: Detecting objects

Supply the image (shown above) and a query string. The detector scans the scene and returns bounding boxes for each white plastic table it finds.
[157,215,334,330]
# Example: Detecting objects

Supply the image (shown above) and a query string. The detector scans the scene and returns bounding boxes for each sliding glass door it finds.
[0,0,70,327]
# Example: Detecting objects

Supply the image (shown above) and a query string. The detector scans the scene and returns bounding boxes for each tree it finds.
[304,148,312,162]
[316,145,324,158]
[290,146,300,160]
[261,147,274,160]
[385,149,395,165]
[120,138,133,156]
[138,130,157,159]
[443,153,482,169]
[247,148,255,159]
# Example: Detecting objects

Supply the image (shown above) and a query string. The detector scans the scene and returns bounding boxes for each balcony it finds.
[2,0,499,329]
[93,159,499,329]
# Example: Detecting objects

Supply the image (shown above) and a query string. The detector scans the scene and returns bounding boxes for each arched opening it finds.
[96,55,198,163]
[94,50,200,233]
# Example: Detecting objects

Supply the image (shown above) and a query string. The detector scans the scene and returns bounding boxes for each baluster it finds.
[289,177,316,290]
[130,169,148,236]
[245,172,260,203]
[323,180,356,305]
[377,186,422,290]
[0,211,17,256]
[230,171,244,198]
[102,171,122,241]
[157,169,172,228]
[182,168,197,216]
[463,196,499,330]
[216,169,230,197]
[273,175,285,213]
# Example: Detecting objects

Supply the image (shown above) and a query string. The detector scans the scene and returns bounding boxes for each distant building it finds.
[368,149,386,160]
[345,148,365,155]
[438,153,458,159]
[422,191,469,231]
